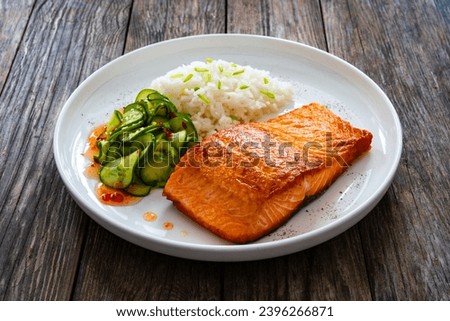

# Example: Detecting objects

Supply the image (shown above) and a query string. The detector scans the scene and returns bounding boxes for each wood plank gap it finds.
[224,0,228,33]
[357,223,377,300]
[260,0,270,36]
[122,0,135,55]
[345,0,366,59]
[69,220,90,300]
[318,0,329,52]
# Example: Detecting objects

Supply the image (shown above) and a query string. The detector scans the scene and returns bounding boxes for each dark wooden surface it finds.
[0,0,448,300]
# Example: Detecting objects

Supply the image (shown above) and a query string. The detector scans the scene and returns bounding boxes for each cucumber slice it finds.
[106,110,123,134]
[94,140,110,164]
[149,115,169,125]
[120,124,157,143]
[133,131,155,148]
[108,108,145,141]
[106,142,122,160]
[99,150,140,189]
[169,130,187,150]
[124,102,148,123]
[148,92,177,115]
[139,153,173,187]
[135,89,156,102]
[125,178,152,196]
[136,89,177,120]
[168,114,199,146]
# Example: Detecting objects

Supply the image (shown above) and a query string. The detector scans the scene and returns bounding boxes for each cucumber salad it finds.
[93,89,198,197]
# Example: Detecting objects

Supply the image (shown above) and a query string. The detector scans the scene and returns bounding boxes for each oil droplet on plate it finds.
[84,124,106,161]
[180,230,188,237]
[84,161,101,179]
[143,211,157,222]
[163,222,174,230]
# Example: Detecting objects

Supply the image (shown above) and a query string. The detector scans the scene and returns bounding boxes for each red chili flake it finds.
[164,128,173,140]
[101,193,111,201]
[110,192,124,202]
[101,192,124,203]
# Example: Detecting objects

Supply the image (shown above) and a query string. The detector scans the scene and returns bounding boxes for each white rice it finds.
[150,59,294,139]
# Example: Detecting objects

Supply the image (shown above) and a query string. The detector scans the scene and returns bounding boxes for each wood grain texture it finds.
[286,229,372,300]
[0,0,131,300]
[222,228,371,300]
[0,0,448,301]
[0,0,35,93]
[322,0,450,300]
[125,0,226,52]
[228,0,327,49]
[72,224,222,300]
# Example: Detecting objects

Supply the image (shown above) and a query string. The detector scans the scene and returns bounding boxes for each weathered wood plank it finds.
[222,256,289,300]
[0,0,35,93]
[1,0,447,301]
[125,0,226,52]
[72,0,227,300]
[0,0,132,300]
[222,229,372,300]
[227,0,327,49]
[72,224,222,300]
[286,228,372,300]
[322,0,450,300]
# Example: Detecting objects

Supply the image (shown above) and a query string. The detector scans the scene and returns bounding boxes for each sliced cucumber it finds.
[99,150,140,189]
[135,88,156,103]
[94,140,110,164]
[124,102,148,123]
[139,153,173,187]
[93,89,198,198]
[125,178,152,196]
[169,113,198,147]
[106,110,123,134]
[149,115,168,125]
[136,89,177,120]
[133,131,155,149]
[169,130,187,150]
[108,108,145,141]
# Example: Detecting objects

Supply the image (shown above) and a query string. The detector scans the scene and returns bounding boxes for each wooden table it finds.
[1,0,448,301]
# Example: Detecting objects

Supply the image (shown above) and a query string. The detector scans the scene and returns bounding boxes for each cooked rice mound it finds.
[150,59,294,139]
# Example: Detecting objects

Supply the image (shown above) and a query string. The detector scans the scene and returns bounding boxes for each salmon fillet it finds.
[163,103,373,243]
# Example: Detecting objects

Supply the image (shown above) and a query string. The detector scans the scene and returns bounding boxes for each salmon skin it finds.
[163,103,373,243]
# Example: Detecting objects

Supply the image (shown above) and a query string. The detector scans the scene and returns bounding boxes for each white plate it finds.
[53,34,402,261]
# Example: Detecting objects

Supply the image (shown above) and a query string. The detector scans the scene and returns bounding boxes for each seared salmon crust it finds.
[163,103,373,243]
